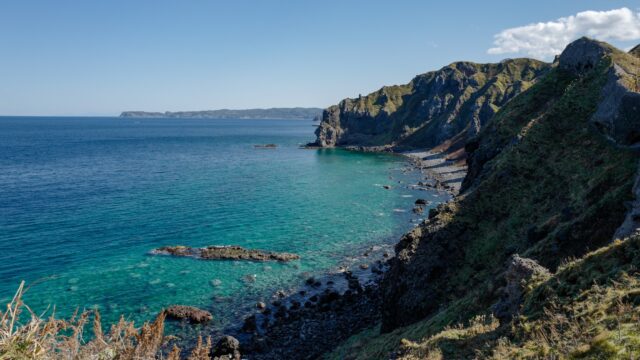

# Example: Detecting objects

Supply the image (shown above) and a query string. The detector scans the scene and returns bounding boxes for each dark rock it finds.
[242,314,257,333]
[309,294,319,302]
[383,185,392,190]
[213,335,241,360]
[164,305,212,323]
[492,255,551,321]
[320,290,340,304]
[304,301,315,308]
[415,199,428,205]
[348,278,361,291]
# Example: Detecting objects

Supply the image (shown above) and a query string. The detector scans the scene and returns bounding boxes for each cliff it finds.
[312,59,550,155]
[119,107,323,120]
[327,38,640,359]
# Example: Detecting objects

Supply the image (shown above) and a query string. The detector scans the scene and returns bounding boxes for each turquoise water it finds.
[0,117,446,331]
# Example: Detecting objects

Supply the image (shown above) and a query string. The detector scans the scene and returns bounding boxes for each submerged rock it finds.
[164,305,212,323]
[254,144,277,148]
[151,245,300,262]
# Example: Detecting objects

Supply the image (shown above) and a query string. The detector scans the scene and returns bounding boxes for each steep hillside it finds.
[327,38,640,359]
[312,59,550,155]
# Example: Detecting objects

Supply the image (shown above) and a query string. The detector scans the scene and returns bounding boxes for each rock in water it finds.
[164,305,212,323]
[151,245,300,262]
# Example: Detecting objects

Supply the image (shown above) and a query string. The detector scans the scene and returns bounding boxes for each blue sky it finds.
[0,0,639,116]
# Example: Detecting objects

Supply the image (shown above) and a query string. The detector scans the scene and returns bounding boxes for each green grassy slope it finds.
[327,39,640,360]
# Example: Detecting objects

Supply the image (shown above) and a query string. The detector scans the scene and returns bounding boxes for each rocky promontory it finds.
[310,58,550,157]
[151,245,300,262]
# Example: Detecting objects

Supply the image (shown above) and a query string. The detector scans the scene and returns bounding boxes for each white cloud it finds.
[488,8,640,59]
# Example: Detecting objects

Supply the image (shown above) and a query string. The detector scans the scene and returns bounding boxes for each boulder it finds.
[213,335,241,360]
[242,314,257,333]
[492,255,550,321]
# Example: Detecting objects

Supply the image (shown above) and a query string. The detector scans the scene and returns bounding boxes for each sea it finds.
[0,117,448,332]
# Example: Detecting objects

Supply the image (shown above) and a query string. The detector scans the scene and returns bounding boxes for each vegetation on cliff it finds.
[313,59,550,156]
[327,38,640,359]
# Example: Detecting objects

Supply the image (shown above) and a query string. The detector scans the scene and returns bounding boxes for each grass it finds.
[328,236,640,359]
[0,282,216,359]
[328,41,640,360]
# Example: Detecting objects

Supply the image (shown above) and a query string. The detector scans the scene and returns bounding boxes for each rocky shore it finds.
[239,248,390,359]
[401,149,467,195]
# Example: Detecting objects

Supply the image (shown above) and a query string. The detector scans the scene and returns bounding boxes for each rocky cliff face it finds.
[312,59,550,154]
[380,38,640,333]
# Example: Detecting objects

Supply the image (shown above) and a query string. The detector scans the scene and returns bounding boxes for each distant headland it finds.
[119,107,323,120]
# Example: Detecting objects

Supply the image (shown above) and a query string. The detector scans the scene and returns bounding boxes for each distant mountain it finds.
[119,107,323,120]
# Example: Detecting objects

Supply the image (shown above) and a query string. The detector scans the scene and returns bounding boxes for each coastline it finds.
[401,149,468,195]
[230,146,467,359]
[339,145,468,195]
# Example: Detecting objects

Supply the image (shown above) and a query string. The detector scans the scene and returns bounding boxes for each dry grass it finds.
[397,314,500,360]
[0,282,219,360]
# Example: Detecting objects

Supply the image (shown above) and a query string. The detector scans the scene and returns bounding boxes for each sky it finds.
[1,0,639,116]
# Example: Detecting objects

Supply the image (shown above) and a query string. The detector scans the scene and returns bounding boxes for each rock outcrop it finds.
[311,59,550,154]
[164,305,213,323]
[151,245,300,262]
[492,255,550,321]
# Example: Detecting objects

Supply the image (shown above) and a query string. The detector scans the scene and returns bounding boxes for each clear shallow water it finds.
[0,117,447,331]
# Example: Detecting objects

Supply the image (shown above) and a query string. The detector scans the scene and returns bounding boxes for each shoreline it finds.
[400,149,468,195]
[339,145,468,195]
[221,145,466,359]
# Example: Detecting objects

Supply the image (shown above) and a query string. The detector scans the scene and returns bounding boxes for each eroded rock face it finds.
[558,37,614,74]
[312,59,550,151]
[492,255,550,321]
[151,245,300,262]
[164,305,212,323]
[591,65,640,146]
